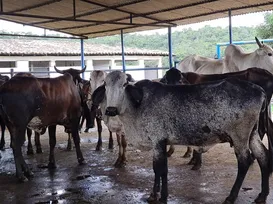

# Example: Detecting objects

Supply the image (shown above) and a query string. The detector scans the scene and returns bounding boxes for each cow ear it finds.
[160,75,167,83]
[125,85,143,107]
[92,85,105,105]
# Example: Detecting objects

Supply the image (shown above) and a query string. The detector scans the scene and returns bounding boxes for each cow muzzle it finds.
[105,107,119,116]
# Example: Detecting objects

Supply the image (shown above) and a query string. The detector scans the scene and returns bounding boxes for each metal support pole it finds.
[80,39,85,78]
[168,27,173,68]
[216,44,221,59]
[228,10,232,44]
[121,29,126,73]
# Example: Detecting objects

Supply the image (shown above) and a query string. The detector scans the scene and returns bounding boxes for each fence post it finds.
[10,68,14,77]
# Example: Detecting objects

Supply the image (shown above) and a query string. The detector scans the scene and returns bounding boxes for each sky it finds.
[0,11,270,37]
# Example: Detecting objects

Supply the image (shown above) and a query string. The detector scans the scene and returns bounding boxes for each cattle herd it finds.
[0,37,273,204]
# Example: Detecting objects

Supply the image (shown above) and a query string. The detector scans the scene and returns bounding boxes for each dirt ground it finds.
[0,125,273,204]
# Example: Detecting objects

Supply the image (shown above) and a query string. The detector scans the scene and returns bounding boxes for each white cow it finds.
[223,37,273,74]
[177,54,224,74]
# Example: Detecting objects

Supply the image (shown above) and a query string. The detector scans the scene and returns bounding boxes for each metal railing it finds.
[0,67,170,78]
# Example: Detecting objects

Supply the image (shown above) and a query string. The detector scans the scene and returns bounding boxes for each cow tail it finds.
[263,96,273,174]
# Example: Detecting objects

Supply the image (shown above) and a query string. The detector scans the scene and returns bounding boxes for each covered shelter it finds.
[1,0,273,70]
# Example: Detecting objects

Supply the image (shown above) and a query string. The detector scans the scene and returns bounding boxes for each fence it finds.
[0,67,170,80]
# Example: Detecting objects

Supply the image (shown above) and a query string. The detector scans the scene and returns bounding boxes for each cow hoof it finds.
[167,149,174,157]
[66,146,73,151]
[78,158,87,165]
[0,144,5,150]
[95,146,102,151]
[27,150,34,155]
[182,152,191,158]
[147,193,158,203]
[18,175,28,183]
[24,171,34,178]
[158,198,167,204]
[222,197,235,204]
[36,148,43,154]
[114,160,126,168]
[187,158,196,165]
[48,162,57,169]
[254,193,267,204]
[108,144,114,150]
[84,128,89,133]
[191,164,201,170]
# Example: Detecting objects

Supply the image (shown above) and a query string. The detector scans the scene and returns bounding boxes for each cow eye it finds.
[268,53,272,56]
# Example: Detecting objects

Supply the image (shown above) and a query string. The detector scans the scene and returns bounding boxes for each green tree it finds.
[257,12,273,39]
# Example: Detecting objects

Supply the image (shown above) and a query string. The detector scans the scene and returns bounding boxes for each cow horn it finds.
[77,65,87,74]
[255,37,263,48]
[54,66,65,74]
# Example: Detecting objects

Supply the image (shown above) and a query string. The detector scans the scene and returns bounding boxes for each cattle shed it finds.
[1,1,273,204]
[1,0,273,69]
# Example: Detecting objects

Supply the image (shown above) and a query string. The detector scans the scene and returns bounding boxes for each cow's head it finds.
[255,37,273,58]
[54,66,86,85]
[91,71,138,117]
[161,68,190,85]
[90,70,107,95]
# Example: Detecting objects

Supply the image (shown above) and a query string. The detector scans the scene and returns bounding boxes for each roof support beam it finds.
[121,29,126,73]
[0,12,170,27]
[73,0,76,19]
[168,27,173,68]
[0,0,2,12]
[80,0,176,26]
[228,9,232,44]
[0,33,84,39]
[9,0,62,13]
[81,39,85,78]
[29,0,149,26]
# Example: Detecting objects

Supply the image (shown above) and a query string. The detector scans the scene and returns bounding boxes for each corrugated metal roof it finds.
[0,0,272,38]
[0,38,169,56]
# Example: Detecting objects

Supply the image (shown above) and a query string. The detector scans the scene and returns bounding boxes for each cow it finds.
[90,71,134,167]
[161,67,273,169]
[0,74,10,150]
[0,72,86,182]
[177,54,224,74]
[54,66,91,151]
[223,37,273,74]
[92,70,273,204]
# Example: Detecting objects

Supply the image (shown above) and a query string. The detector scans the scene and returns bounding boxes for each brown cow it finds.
[0,73,85,182]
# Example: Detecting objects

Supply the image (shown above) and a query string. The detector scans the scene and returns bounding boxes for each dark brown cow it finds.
[0,74,10,150]
[0,73,85,182]
[161,67,273,170]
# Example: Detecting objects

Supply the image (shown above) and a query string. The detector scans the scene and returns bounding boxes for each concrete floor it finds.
[0,126,273,204]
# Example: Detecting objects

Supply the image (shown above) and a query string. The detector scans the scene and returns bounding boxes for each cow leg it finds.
[114,133,122,167]
[121,132,127,166]
[223,144,252,204]
[0,118,5,150]
[249,133,270,203]
[35,131,42,154]
[95,117,102,151]
[66,133,73,151]
[108,131,114,150]
[147,139,168,203]
[71,120,86,165]
[9,127,33,182]
[48,125,57,169]
[114,132,127,168]
[183,146,192,158]
[167,144,175,157]
[26,128,34,155]
[79,115,85,133]
[190,150,203,170]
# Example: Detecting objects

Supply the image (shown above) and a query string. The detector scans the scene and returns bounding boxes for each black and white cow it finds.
[161,67,273,170]
[92,70,273,204]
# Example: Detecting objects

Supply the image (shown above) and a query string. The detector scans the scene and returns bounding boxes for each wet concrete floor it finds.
[0,126,273,204]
